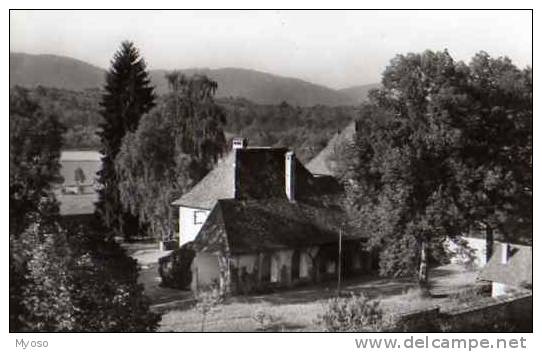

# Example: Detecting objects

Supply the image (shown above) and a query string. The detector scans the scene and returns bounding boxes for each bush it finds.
[11,223,160,332]
[158,244,195,289]
[316,293,388,332]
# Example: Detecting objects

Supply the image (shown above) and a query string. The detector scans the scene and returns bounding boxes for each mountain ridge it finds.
[11,52,377,106]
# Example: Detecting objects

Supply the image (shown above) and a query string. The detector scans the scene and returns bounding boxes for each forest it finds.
[24,85,359,162]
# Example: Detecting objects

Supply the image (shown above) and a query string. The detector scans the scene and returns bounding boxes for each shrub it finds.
[316,293,388,332]
[158,245,195,289]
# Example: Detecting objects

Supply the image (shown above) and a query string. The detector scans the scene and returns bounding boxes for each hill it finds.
[10,52,106,91]
[337,83,381,104]
[11,52,376,106]
[150,68,356,106]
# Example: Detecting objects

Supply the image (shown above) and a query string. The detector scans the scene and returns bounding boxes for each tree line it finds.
[21,81,358,162]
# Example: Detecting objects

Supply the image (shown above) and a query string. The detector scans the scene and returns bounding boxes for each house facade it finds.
[172,137,373,295]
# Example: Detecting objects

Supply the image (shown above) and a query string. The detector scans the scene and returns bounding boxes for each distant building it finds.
[172,138,374,295]
[58,150,102,194]
[56,150,102,225]
[305,121,357,177]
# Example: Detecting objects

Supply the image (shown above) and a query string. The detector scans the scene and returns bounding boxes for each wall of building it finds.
[191,244,374,295]
[300,247,318,279]
[225,245,370,294]
[191,252,220,292]
[270,249,294,283]
[179,206,210,246]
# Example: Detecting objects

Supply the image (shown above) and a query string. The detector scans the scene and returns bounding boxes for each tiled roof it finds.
[305,121,356,176]
[478,243,532,287]
[192,197,350,255]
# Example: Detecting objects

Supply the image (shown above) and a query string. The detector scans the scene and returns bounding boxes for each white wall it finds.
[300,247,318,279]
[270,250,294,283]
[492,282,508,297]
[234,254,258,274]
[179,206,210,246]
[299,252,312,278]
[191,252,220,291]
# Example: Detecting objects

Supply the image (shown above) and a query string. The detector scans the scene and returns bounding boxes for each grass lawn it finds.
[158,264,479,332]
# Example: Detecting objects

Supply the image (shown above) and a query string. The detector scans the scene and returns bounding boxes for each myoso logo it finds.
[15,339,49,349]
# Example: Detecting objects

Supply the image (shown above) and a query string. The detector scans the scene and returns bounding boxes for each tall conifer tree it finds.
[96,41,155,239]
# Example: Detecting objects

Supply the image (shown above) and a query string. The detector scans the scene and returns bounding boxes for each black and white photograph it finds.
[8,8,533,339]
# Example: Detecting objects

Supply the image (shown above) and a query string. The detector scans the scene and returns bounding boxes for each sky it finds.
[10,10,532,89]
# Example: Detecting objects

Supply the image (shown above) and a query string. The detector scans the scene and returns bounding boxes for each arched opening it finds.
[291,250,300,281]
[261,253,271,282]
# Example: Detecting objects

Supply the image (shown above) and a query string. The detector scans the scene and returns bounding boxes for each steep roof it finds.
[172,147,334,209]
[306,121,356,176]
[172,152,235,209]
[478,243,532,287]
[192,198,349,255]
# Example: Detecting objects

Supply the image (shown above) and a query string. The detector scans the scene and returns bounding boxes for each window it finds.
[193,210,207,225]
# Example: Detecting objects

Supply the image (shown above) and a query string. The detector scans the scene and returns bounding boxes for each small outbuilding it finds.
[478,242,532,297]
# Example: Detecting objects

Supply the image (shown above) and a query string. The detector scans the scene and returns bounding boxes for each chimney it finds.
[232,138,247,200]
[233,150,241,200]
[501,243,510,264]
[232,137,248,150]
[285,151,296,202]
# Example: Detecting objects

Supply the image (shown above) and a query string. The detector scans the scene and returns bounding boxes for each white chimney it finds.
[285,151,296,202]
[232,137,248,150]
[501,243,510,264]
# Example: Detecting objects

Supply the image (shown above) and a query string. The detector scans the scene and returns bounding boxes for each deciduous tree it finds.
[343,50,471,285]
[115,73,227,241]
[342,50,532,285]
